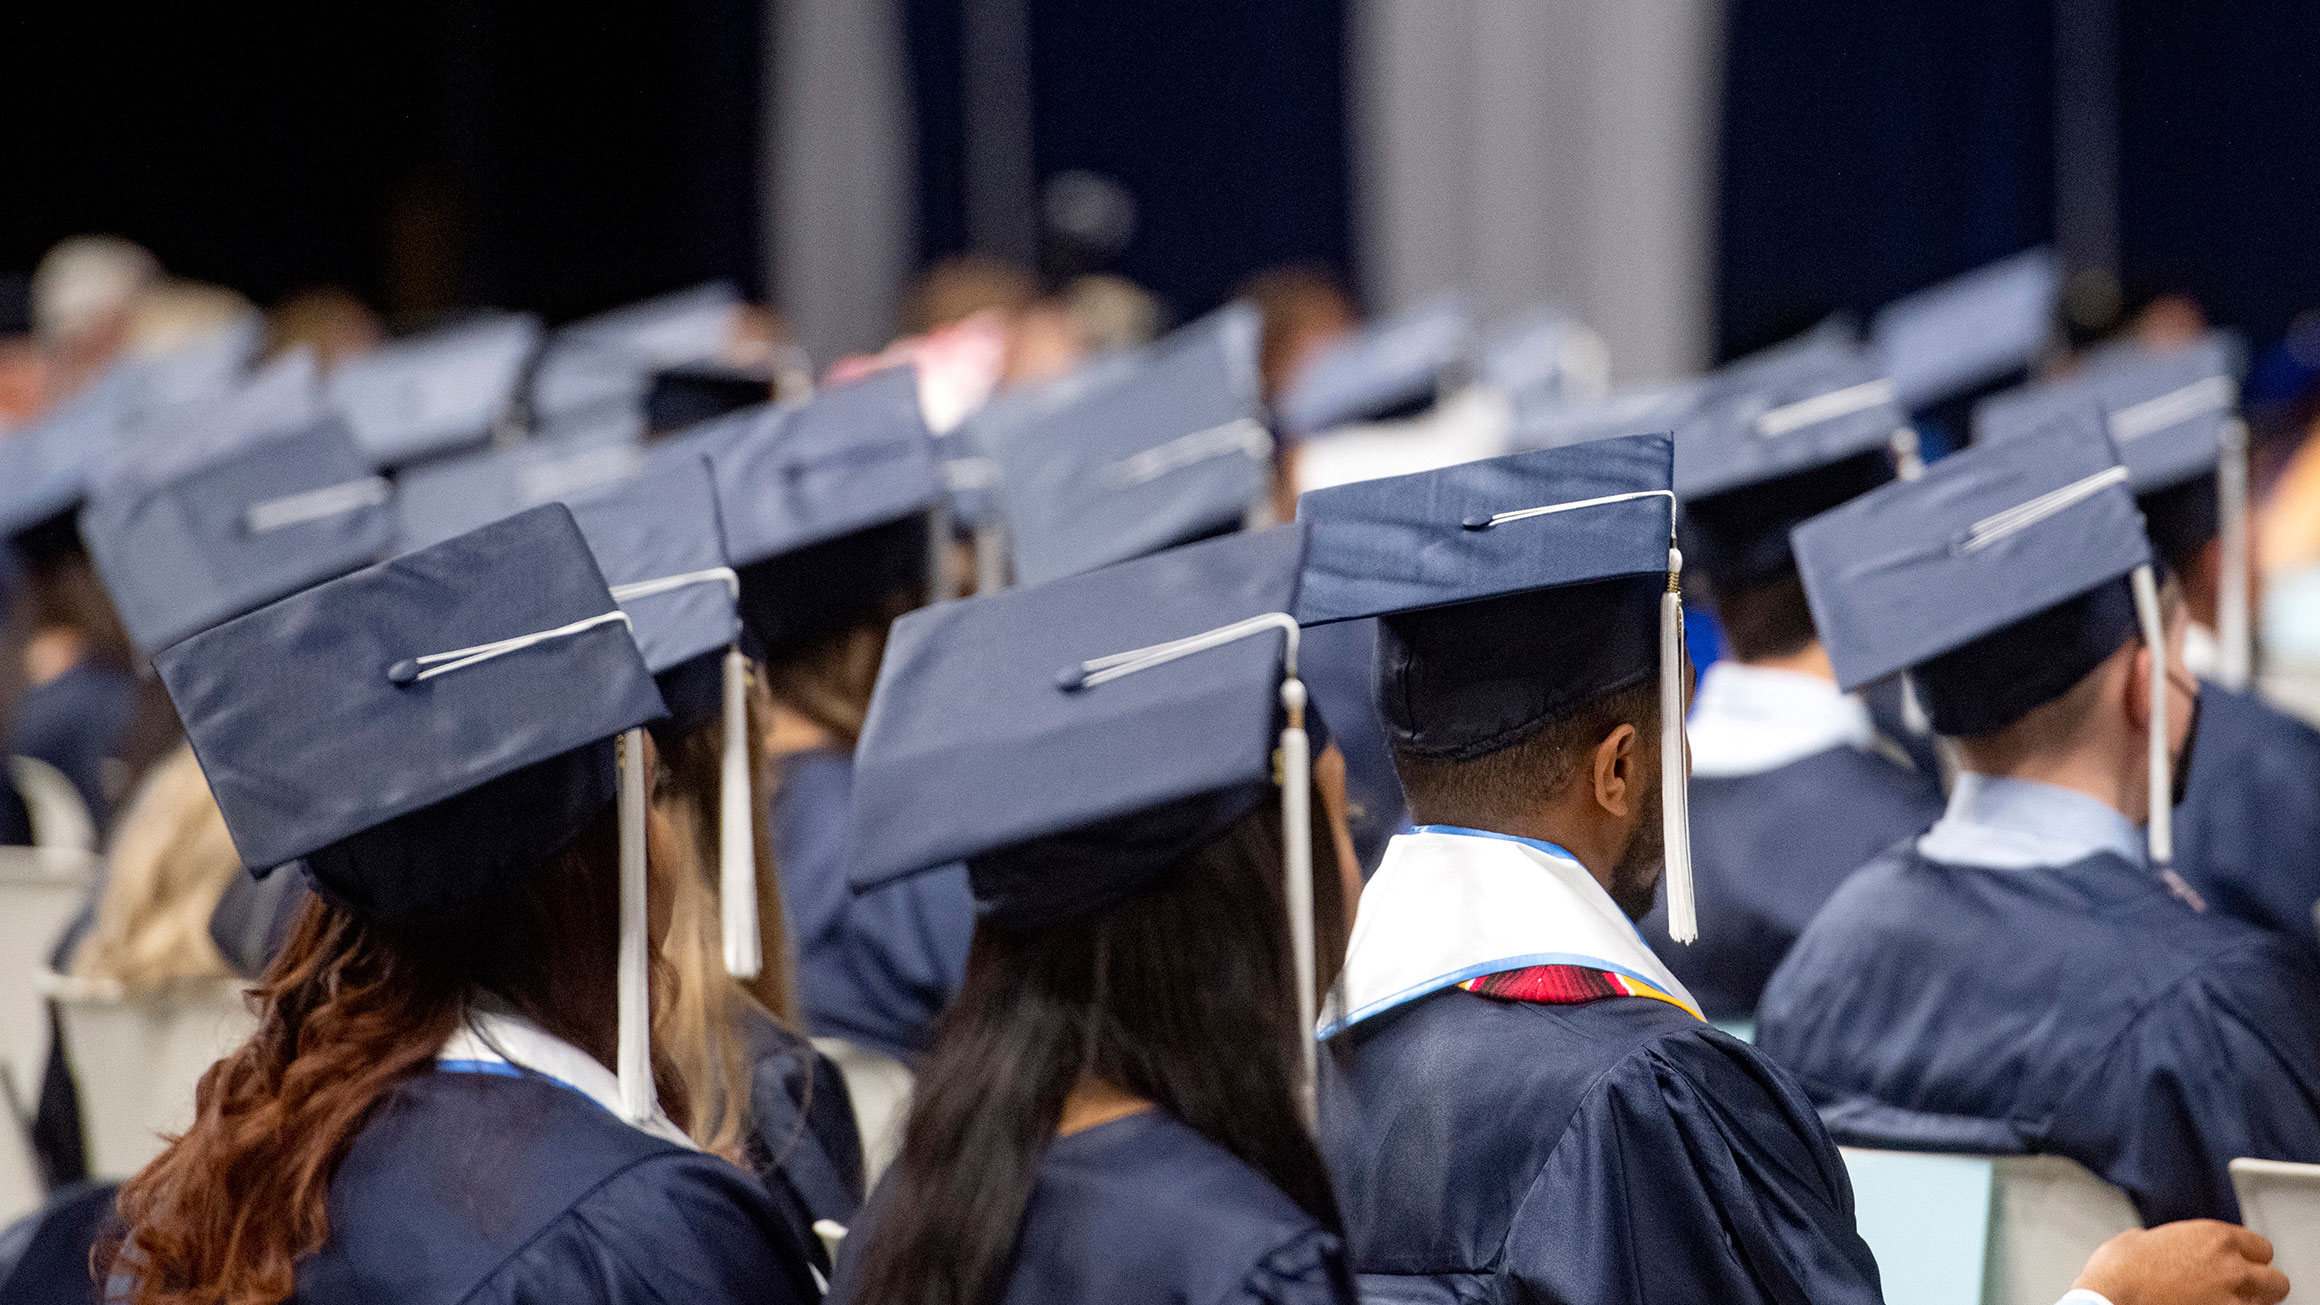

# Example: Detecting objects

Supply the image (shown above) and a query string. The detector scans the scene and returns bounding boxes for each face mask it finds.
[2167,671,2202,809]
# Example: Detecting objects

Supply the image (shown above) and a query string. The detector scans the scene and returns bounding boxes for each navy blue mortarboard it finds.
[1276,294,1472,438]
[392,410,644,552]
[532,283,741,422]
[327,313,541,467]
[1295,433,1700,938]
[78,418,393,656]
[157,503,670,1115]
[128,312,264,413]
[1478,309,1608,407]
[966,303,1269,588]
[100,350,325,498]
[708,367,945,656]
[564,459,764,979]
[0,368,138,554]
[1675,352,1908,590]
[1792,415,2178,859]
[646,358,781,434]
[1871,248,2060,410]
[1507,382,1704,453]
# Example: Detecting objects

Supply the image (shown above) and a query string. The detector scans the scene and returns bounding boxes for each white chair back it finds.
[48,974,257,1180]
[2231,1157,2320,1301]
[0,848,100,1109]
[0,1080,44,1227]
[811,1036,913,1188]
[8,756,98,852]
[1984,1155,2140,1305]
[1841,1148,2139,1305]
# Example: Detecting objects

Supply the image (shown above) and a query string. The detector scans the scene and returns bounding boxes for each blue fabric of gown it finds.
[771,747,974,1062]
[3,661,135,830]
[1321,989,1882,1304]
[740,1004,866,1274]
[1759,845,2320,1224]
[2174,682,2320,947]
[1640,745,1944,1020]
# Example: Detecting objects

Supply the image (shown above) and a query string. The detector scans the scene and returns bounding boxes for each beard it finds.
[1608,778,1665,922]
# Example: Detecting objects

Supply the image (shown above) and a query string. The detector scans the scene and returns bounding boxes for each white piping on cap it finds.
[1058,611,1300,690]
[244,476,392,534]
[389,610,633,684]
[1103,417,1271,488]
[608,567,741,604]
[1957,466,2131,554]
[1755,379,1897,438]
[2108,375,2236,444]
[1463,487,1677,531]
[2130,563,2172,867]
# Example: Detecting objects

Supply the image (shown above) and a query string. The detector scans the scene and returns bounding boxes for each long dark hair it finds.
[842,791,1349,1305]
[107,803,686,1305]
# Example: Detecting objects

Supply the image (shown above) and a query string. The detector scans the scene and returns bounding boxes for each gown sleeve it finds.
[474,1151,822,1305]
[2051,961,2320,1226]
[1504,1029,1883,1305]
[1230,1226,1360,1305]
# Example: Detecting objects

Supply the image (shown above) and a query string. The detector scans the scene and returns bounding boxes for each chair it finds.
[0,1079,44,1227]
[2230,1157,2320,1301]
[0,847,100,1112]
[7,757,98,853]
[46,974,257,1180]
[1840,1148,2139,1305]
[811,1036,914,1187]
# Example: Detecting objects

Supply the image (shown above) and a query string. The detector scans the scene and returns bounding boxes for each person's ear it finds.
[1592,723,1638,819]
[2124,641,2156,735]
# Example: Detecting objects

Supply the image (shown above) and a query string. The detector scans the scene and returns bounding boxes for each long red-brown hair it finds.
[107,803,684,1304]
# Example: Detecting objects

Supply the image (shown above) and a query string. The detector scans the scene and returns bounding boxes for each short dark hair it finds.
[1393,680,1658,830]
[1710,570,1819,663]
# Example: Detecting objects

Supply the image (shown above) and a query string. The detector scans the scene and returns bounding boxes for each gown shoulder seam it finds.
[447,1145,707,1305]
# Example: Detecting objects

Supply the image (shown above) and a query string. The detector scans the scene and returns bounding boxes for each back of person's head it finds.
[70,744,238,991]
[263,287,383,369]
[898,254,1041,338]
[844,794,1347,1305]
[31,235,158,351]
[1935,578,2183,776]
[1234,264,1358,402]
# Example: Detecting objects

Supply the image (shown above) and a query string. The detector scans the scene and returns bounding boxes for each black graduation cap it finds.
[78,418,393,656]
[964,303,1269,587]
[707,367,944,656]
[327,313,541,467]
[531,283,742,423]
[1294,433,1700,940]
[646,359,778,435]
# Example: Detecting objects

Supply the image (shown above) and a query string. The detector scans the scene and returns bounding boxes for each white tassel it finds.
[1891,426,1926,481]
[1662,547,1697,944]
[2130,564,2173,865]
[925,503,958,602]
[616,728,657,1123]
[2218,418,2253,691]
[720,647,761,979]
[1278,675,1317,1128]
[973,520,1008,595]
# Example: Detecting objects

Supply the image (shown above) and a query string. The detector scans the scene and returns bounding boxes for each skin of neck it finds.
[1740,638,1836,683]
[1058,1076,1152,1137]
[1417,723,1648,903]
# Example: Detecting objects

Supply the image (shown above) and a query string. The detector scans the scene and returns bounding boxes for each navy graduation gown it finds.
[772,748,974,1062]
[833,1110,1354,1305]
[0,1181,117,1305]
[2174,682,2320,947]
[1759,846,2320,1225]
[1640,746,1944,1020]
[1321,989,1881,1304]
[740,1005,866,1269]
[288,1070,818,1304]
[2,661,136,830]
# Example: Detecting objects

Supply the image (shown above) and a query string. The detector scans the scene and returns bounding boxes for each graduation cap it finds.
[127,311,264,413]
[707,366,946,656]
[1477,309,1610,407]
[327,313,541,467]
[392,409,644,552]
[646,358,777,435]
[965,303,1269,588]
[1295,433,1699,942]
[1871,248,2060,410]
[1974,334,2251,687]
[1506,381,1704,453]
[532,283,742,422]
[78,417,393,656]
[1275,293,1472,439]
[99,350,325,498]
[156,503,669,1121]
[851,524,1324,1091]
[564,459,762,979]
[0,368,139,557]
[1792,415,2177,863]
[1675,352,1910,590]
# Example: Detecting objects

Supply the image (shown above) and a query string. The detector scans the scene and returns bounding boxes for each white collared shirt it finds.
[1686,661,1878,779]
[1322,826,1698,1038]
[438,1003,697,1150]
[1916,772,2144,870]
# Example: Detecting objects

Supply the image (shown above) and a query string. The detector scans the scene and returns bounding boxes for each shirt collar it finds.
[438,1002,697,1149]
[1686,660,1875,778]
[1917,772,2144,870]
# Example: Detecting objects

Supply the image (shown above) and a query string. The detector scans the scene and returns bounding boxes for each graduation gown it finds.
[832,1110,1355,1305]
[1640,747,1942,1020]
[1322,828,1882,1304]
[2174,681,2320,947]
[0,1181,118,1305]
[2,661,136,831]
[287,1019,821,1304]
[1759,840,2320,1225]
[772,748,974,1061]
[740,1004,866,1272]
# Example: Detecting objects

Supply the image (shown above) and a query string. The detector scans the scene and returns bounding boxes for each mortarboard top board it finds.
[126,311,265,414]
[967,303,1269,587]
[99,350,325,498]
[709,366,943,655]
[1477,308,1608,406]
[1507,381,1704,453]
[155,502,666,919]
[850,524,1309,929]
[391,409,645,553]
[78,417,393,657]
[327,312,542,467]
[1870,247,2060,410]
[1275,293,1472,439]
[0,368,140,548]
[563,458,738,680]
[531,283,742,421]
[1792,412,2150,726]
